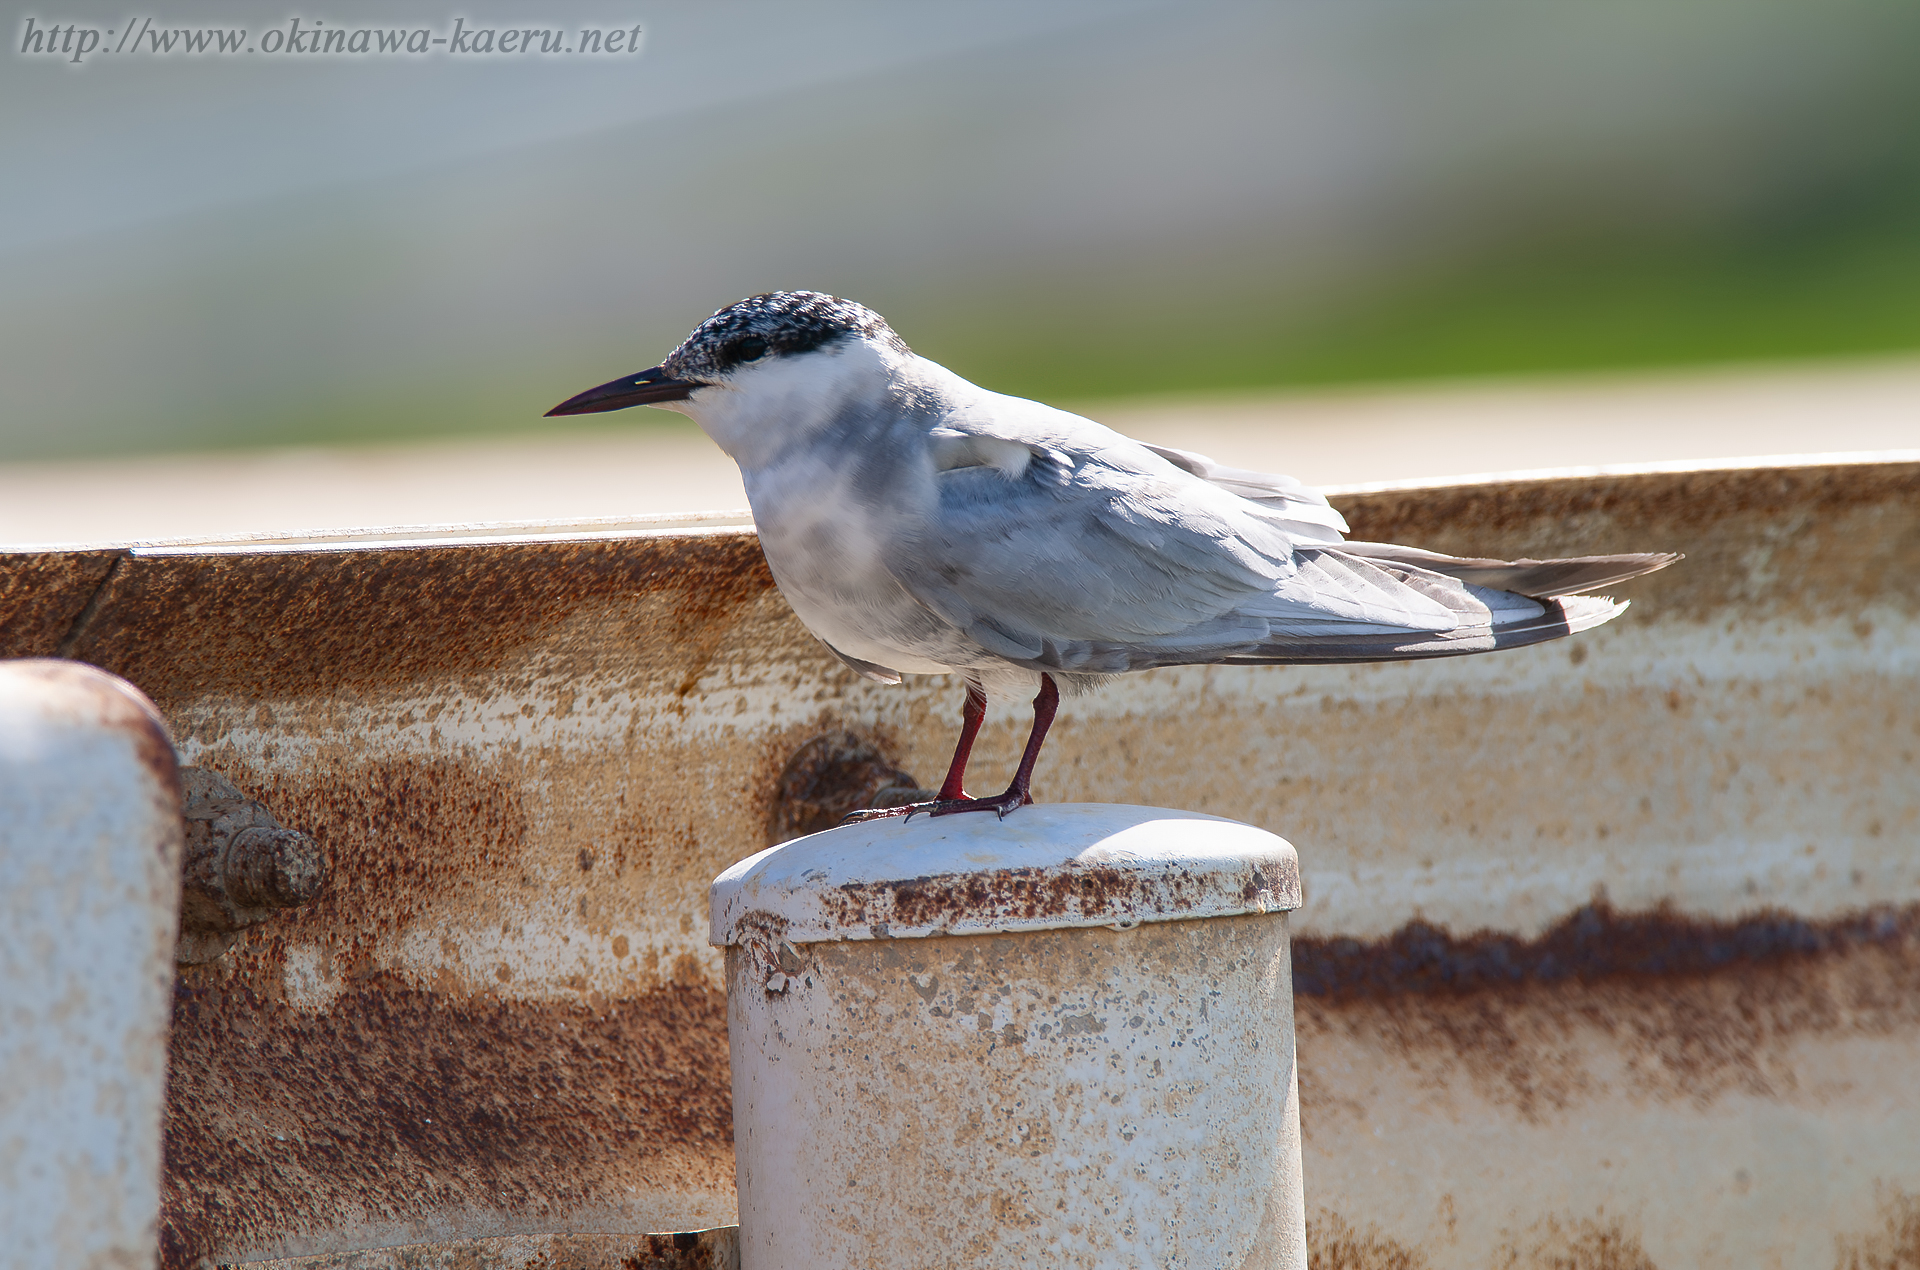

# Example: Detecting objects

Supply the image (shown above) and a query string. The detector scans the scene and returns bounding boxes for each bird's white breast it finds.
[743,451,961,675]
[689,346,969,676]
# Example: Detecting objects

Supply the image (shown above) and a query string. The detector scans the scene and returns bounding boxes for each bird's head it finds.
[546,291,913,461]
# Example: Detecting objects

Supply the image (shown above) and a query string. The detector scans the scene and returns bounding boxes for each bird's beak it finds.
[545,365,705,417]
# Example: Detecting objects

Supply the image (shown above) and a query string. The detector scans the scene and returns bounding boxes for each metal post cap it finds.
[710,802,1300,947]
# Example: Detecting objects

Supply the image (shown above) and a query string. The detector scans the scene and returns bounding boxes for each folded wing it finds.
[893,415,1676,675]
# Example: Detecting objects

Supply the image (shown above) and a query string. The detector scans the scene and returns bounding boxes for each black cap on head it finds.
[662,291,909,381]
[544,291,906,418]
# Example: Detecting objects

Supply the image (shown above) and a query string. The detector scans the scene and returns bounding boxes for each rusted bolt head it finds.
[767,731,930,844]
[222,826,326,909]
[176,766,330,963]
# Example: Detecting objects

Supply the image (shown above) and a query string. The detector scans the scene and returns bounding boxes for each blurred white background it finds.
[4,0,1918,542]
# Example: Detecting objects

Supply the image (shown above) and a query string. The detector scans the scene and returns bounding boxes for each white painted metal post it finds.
[0,660,183,1270]
[712,803,1306,1270]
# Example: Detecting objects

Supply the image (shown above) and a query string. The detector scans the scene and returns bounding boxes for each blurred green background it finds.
[5,0,1920,461]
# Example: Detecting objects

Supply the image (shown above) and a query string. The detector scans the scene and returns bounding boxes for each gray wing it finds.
[1137,443,1679,599]
[1140,443,1348,541]
[888,433,1560,675]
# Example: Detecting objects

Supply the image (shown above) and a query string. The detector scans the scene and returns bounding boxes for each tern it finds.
[550,291,1677,820]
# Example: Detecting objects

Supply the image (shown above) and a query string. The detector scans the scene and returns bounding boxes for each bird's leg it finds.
[841,680,987,823]
[930,674,1058,820]
[934,680,988,801]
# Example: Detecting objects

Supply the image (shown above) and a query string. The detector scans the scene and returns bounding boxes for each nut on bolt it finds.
[176,767,327,964]
[767,731,930,845]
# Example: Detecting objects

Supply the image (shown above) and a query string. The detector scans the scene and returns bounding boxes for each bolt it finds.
[175,766,329,964]
[222,826,326,909]
[767,731,930,845]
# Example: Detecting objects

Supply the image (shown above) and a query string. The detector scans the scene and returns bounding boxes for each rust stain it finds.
[1330,461,1920,622]
[59,533,774,701]
[1295,904,1920,1119]
[1306,1210,1432,1270]
[1307,1209,1661,1270]
[156,746,743,1267]
[1836,1187,1920,1270]
[1491,1214,1658,1270]
[189,754,529,959]
[1292,901,1918,1000]
[0,547,123,657]
[818,851,1301,933]
[160,979,733,1269]
[624,1227,739,1270]
[598,810,705,896]
[219,1228,735,1269]
[112,669,185,805]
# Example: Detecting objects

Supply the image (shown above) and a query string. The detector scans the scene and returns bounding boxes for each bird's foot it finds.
[928,787,1033,821]
[839,803,924,824]
[836,784,945,825]
[838,788,1031,824]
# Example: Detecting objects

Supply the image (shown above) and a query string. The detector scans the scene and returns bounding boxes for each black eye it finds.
[732,335,768,364]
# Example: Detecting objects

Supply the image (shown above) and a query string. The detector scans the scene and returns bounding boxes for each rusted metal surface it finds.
[0,659,182,1270]
[0,546,122,657]
[1291,900,1918,999]
[714,803,1301,948]
[159,958,734,1258]
[178,766,328,963]
[629,1227,740,1270]
[51,531,779,698]
[0,456,1913,1265]
[1333,459,1920,623]
[718,812,1304,1267]
[764,730,926,844]
[227,1225,739,1269]
[161,980,731,1264]
[1293,907,1920,1265]
[726,907,1304,1269]
[7,529,789,1264]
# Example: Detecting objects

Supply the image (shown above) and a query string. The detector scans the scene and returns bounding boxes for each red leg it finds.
[842,680,987,823]
[935,680,988,801]
[931,674,1059,820]
[841,677,1058,825]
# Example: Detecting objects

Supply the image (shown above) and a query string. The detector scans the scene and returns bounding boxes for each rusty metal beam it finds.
[2,456,1915,1267]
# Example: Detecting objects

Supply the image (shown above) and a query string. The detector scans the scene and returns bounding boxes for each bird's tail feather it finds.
[1333,543,1680,598]
[1212,594,1625,667]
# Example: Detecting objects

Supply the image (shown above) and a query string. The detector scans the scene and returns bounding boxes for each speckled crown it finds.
[662,291,910,381]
